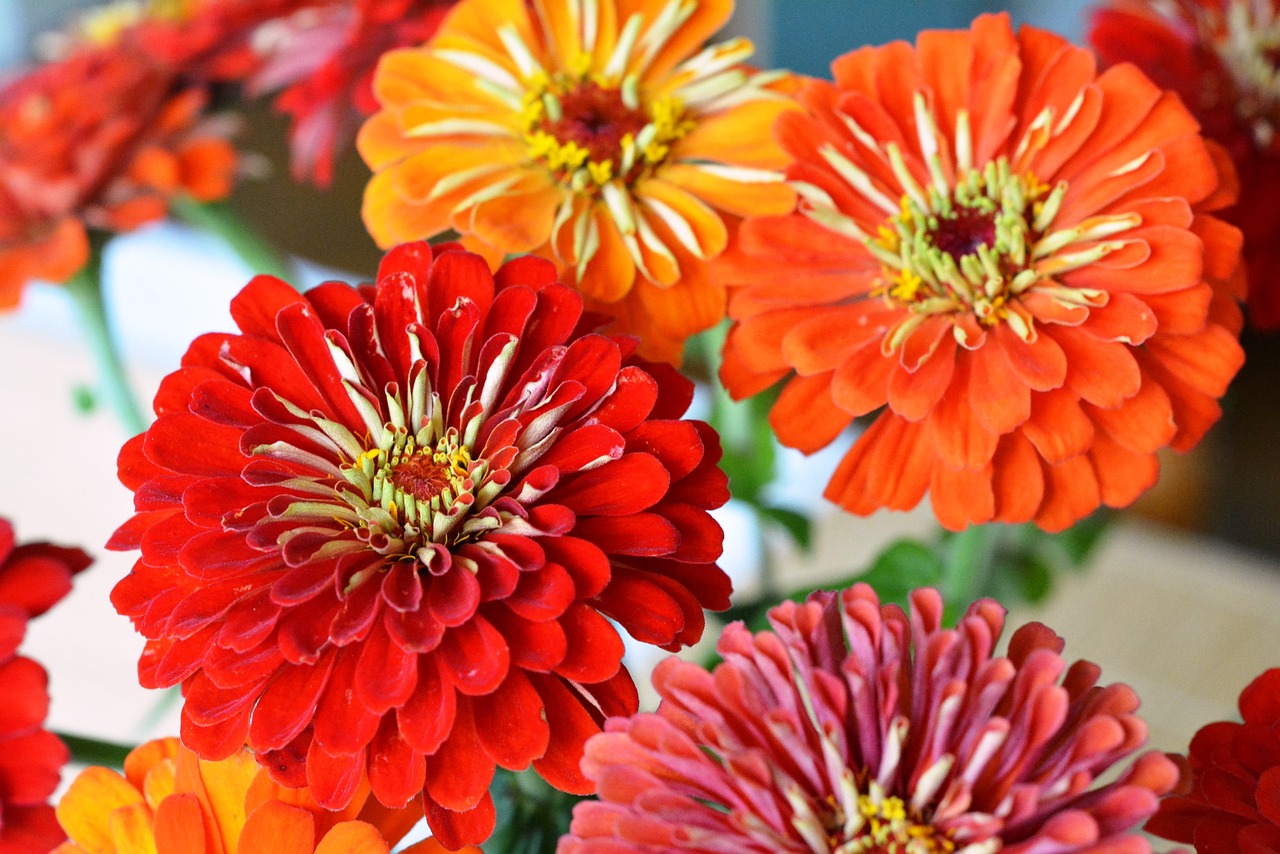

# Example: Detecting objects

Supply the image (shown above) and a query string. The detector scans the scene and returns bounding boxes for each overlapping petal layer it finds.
[0,42,239,309]
[718,12,1245,531]
[561,583,1177,853]
[53,737,428,854]
[0,519,92,853]
[358,0,797,361]
[1091,0,1280,329]
[1148,667,1280,852]
[109,241,730,848]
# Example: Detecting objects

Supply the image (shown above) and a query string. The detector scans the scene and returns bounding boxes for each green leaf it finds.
[756,505,812,550]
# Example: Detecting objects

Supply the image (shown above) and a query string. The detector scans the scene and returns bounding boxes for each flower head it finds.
[0,518,93,852]
[357,0,798,362]
[0,43,239,309]
[1091,0,1280,329]
[109,241,730,848]
[1147,667,1280,852]
[53,737,425,853]
[249,0,457,186]
[561,584,1178,854]
[717,13,1245,531]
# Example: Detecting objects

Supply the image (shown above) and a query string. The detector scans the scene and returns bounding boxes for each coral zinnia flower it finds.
[1090,0,1280,330]
[0,518,93,853]
[0,43,239,310]
[717,13,1246,531]
[561,583,1179,854]
[249,0,457,187]
[1147,667,1280,852]
[357,0,798,362]
[108,241,731,848]
[53,737,428,853]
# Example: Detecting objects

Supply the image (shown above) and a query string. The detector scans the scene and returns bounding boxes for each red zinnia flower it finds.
[561,584,1178,853]
[108,241,731,849]
[249,0,458,186]
[1148,667,1280,852]
[0,43,240,310]
[717,13,1245,531]
[1090,0,1280,330]
[0,518,92,853]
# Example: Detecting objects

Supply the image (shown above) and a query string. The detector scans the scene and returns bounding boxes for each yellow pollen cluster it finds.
[847,794,955,854]
[868,158,1057,331]
[520,60,694,191]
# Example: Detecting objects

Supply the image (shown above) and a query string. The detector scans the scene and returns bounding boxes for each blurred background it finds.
[1,0,1276,761]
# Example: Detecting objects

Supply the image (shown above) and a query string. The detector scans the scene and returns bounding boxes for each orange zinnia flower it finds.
[358,0,797,362]
[53,738,434,854]
[717,13,1246,532]
[0,43,239,310]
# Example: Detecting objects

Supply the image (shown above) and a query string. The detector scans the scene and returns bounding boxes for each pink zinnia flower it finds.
[561,584,1178,853]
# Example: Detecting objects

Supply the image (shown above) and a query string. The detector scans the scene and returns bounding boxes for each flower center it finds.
[844,793,955,854]
[522,58,693,190]
[1216,0,1280,146]
[868,158,1054,328]
[340,426,483,555]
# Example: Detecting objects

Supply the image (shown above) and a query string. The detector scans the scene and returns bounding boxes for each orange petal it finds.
[676,100,795,169]
[314,821,392,854]
[464,175,560,255]
[660,162,796,218]
[968,343,1030,435]
[638,178,728,260]
[194,750,260,853]
[930,464,995,531]
[107,802,158,854]
[124,740,182,793]
[991,432,1046,524]
[825,415,931,514]
[769,372,852,454]
[363,169,448,249]
[567,206,637,303]
[1034,453,1101,532]
[927,356,1000,469]
[886,334,957,422]
[237,801,315,854]
[632,259,725,343]
[434,0,538,66]
[621,0,733,80]
[1021,388,1094,464]
[357,110,417,171]
[57,767,145,853]
[1089,433,1159,509]
[154,794,212,854]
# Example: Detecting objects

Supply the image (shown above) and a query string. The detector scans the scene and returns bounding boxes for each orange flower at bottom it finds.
[53,738,444,854]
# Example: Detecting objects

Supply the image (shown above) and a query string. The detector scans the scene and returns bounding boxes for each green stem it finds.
[57,731,135,769]
[940,523,1005,619]
[170,197,294,284]
[64,246,148,437]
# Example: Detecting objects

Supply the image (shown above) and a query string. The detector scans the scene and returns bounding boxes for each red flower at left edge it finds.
[108,241,731,849]
[0,44,239,310]
[0,517,92,854]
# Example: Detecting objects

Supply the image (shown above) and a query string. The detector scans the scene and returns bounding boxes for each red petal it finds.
[397,654,456,755]
[441,615,509,696]
[424,698,494,811]
[473,670,549,770]
[423,790,496,851]
[368,715,426,809]
[249,656,337,751]
[530,675,598,795]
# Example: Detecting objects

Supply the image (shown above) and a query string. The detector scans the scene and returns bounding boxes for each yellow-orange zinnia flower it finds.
[358,0,797,362]
[52,738,436,854]
[718,13,1246,532]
